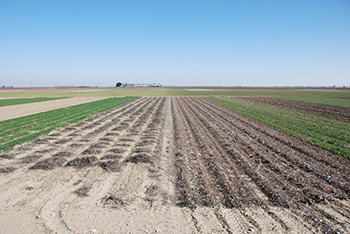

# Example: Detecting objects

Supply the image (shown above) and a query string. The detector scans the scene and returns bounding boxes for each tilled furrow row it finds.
[0,97,157,172]
[181,97,348,233]
[101,98,168,207]
[75,97,163,163]
[174,96,288,207]
[173,97,260,208]
[194,97,349,202]
[187,97,312,207]
[1,97,144,159]
[173,98,221,208]
[62,97,165,171]
[196,97,346,169]
[192,97,350,195]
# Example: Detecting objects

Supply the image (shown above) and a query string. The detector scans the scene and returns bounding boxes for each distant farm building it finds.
[115,82,162,88]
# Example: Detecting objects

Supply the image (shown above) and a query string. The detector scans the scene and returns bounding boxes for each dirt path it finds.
[0,97,107,121]
[0,97,349,233]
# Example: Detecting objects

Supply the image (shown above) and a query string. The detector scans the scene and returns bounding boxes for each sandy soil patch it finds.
[0,97,107,121]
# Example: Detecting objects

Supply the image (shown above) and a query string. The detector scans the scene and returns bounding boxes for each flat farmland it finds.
[0,89,349,233]
[0,97,108,121]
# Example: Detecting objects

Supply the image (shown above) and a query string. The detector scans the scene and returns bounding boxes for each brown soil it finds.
[236,96,350,123]
[0,97,348,234]
[65,156,98,168]
[99,160,123,172]
[327,96,350,99]
[0,167,16,173]
[171,97,349,233]
[125,154,152,164]
[20,155,42,164]
[29,156,67,170]
[0,153,14,159]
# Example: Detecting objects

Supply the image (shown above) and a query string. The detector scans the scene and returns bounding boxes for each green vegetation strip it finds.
[204,97,350,158]
[0,97,67,107]
[0,97,139,153]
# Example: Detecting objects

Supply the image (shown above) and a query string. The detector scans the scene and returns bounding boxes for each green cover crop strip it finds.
[0,97,67,107]
[204,96,350,159]
[0,97,139,153]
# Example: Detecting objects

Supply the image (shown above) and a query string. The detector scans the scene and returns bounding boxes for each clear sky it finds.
[0,0,349,87]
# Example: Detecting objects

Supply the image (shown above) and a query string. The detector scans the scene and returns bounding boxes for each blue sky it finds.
[0,0,349,87]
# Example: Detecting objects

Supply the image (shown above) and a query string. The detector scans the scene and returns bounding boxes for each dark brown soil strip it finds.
[237,96,350,123]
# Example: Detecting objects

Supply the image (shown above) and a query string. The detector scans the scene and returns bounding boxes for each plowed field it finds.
[236,96,350,123]
[0,97,349,234]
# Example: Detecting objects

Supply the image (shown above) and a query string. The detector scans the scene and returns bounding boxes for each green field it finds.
[204,96,350,158]
[0,97,67,107]
[0,97,138,154]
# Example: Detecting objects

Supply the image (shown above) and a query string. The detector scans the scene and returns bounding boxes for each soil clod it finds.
[99,160,123,172]
[30,157,67,170]
[0,167,16,173]
[65,156,98,168]
[20,155,42,164]
[125,154,152,164]
[74,186,91,197]
[102,195,127,208]
[0,154,14,159]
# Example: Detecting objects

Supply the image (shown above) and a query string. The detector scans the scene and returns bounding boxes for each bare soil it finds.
[0,97,349,233]
[328,96,350,99]
[237,96,350,123]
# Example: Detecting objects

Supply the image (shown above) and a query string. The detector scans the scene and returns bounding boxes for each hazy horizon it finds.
[1,1,349,87]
